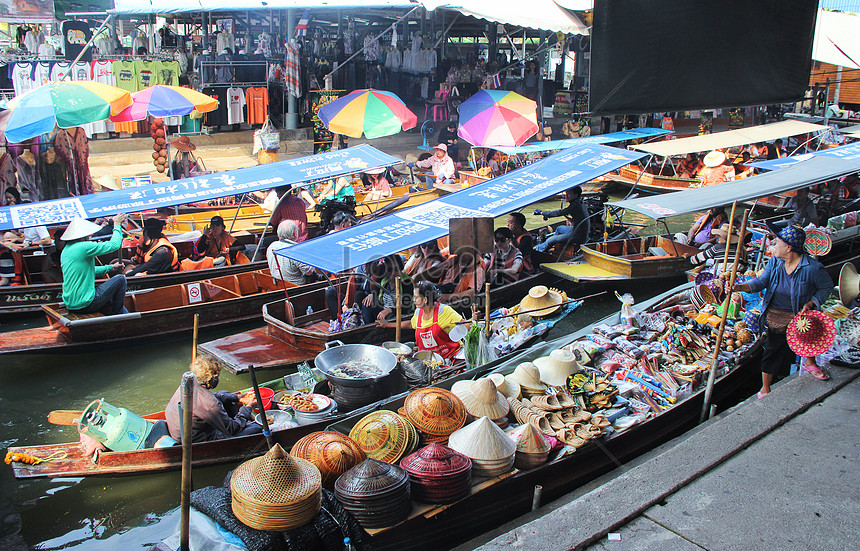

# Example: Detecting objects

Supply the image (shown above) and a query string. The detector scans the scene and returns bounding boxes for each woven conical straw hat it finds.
[519,285,563,318]
[348,410,412,464]
[507,422,550,454]
[450,380,474,400]
[508,362,545,391]
[403,387,467,436]
[448,416,516,461]
[534,349,581,387]
[230,444,322,531]
[459,378,509,420]
[488,373,521,400]
[290,431,366,489]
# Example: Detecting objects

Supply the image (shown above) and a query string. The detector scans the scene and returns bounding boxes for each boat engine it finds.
[316,196,357,233]
[78,399,175,452]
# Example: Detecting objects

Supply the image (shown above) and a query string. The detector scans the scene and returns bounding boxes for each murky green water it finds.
[0,194,697,550]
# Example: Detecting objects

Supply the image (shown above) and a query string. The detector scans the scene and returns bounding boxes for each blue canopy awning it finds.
[277,143,647,273]
[752,142,860,171]
[0,145,400,231]
[495,128,672,155]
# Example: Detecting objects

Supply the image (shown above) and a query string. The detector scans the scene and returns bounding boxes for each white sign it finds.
[187,282,202,304]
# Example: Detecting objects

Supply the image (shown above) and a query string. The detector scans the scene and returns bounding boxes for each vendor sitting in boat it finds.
[60,213,128,315]
[164,357,263,443]
[194,216,246,266]
[125,218,180,276]
[534,186,590,254]
[687,221,751,270]
[268,220,319,285]
[362,167,393,201]
[415,144,456,190]
[488,227,523,287]
[698,151,735,185]
[675,206,727,248]
[170,136,204,180]
[380,281,478,359]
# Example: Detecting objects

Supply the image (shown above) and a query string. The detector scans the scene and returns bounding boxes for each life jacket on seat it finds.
[0,245,26,285]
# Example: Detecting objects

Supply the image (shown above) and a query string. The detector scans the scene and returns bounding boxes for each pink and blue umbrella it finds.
[457,89,538,147]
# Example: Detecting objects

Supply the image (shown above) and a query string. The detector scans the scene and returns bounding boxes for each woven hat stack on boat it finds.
[290,431,366,489]
[487,373,521,399]
[450,378,510,428]
[401,387,467,445]
[399,442,472,504]
[230,444,322,531]
[508,362,546,398]
[348,410,417,464]
[507,422,551,469]
[534,349,581,387]
[334,459,412,529]
[519,285,565,318]
[448,417,516,477]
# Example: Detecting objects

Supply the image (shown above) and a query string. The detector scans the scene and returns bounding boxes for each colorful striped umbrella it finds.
[4,81,132,143]
[457,89,538,147]
[109,85,219,123]
[318,89,417,139]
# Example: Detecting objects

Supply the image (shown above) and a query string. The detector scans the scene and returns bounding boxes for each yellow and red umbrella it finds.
[109,85,219,122]
[457,89,538,147]
[318,89,417,139]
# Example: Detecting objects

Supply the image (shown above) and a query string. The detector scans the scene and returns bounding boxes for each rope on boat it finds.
[5,450,68,465]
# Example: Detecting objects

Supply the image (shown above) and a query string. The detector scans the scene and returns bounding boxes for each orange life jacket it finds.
[0,245,25,286]
[140,237,180,272]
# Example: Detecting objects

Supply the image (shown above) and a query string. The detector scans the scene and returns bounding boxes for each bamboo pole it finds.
[395,276,402,343]
[179,372,194,551]
[191,313,199,362]
[484,283,491,337]
[721,202,737,274]
[701,207,750,423]
[248,364,275,449]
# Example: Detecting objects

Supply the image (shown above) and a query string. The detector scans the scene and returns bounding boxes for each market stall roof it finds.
[276,143,645,273]
[496,128,671,155]
[813,8,860,70]
[418,0,589,35]
[631,121,830,157]
[609,156,860,220]
[752,141,860,171]
[111,0,415,14]
[0,145,399,231]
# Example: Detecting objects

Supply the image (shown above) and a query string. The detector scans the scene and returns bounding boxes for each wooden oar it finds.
[47,410,83,426]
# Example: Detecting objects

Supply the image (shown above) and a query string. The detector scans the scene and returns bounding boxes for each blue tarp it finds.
[752,142,860,171]
[277,143,646,273]
[495,128,672,155]
[0,145,400,231]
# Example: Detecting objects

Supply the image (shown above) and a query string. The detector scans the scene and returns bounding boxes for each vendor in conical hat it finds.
[170,135,203,180]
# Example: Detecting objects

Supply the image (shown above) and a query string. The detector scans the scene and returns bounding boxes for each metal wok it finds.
[313,340,398,388]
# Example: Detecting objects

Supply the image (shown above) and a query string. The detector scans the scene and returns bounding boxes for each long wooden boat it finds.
[0,270,338,355]
[324,282,762,550]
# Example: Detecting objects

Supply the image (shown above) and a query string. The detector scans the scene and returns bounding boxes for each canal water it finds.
[0,198,698,550]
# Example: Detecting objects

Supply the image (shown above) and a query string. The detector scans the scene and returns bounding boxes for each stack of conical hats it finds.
[507,423,551,469]
[399,442,472,504]
[290,431,366,489]
[348,410,417,464]
[447,417,516,477]
[334,458,412,529]
[401,387,467,445]
[488,373,521,399]
[450,378,510,428]
[534,349,581,387]
[507,362,546,398]
[230,444,322,531]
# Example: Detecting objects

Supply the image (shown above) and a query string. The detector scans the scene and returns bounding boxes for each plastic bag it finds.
[254,118,280,152]
[616,291,637,326]
[464,322,495,369]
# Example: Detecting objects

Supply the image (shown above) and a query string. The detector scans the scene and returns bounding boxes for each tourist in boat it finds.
[359,254,412,325]
[0,242,24,286]
[534,186,590,254]
[750,142,768,159]
[699,151,735,185]
[733,151,755,179]
[195,215,245,266]
[405,240,446,283]
[415,144,456,189]
[315,174,356,203]
[380,281,478,359]
[170,136,204,180]
[362,167,393,201]
[125,218,180,276]
[677,153,703,179]
[775,187,818,229]
[766,139,786,160]
[676,206,727,247]
[437,249,487,303]
[60,213,128,315]
[488,227,523,288]
[437,121,460,165]
[733,225,834,396]
[268,220,318,285]
[508,212,535,274]
[164,357,263,443]
[486,150,504,177]
[270,184,308,242]
[686,222,750,271]
[329,211,356,233]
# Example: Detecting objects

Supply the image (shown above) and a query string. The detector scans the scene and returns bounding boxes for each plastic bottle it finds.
[306,306,313,315]
[343,537,355,551]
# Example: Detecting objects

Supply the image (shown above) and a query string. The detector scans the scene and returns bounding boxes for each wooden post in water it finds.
[484,283,491,337]
[191,314,199,362]
[180,372,194,551]
[701,208,750,423]
[395,277,402,343]
[721,202,737,274]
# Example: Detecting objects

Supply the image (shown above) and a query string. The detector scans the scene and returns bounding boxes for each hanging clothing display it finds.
[226,86,246,125]
[91,60,115,85]
[62,20,93,62]
[0,154,16,200]
[285,41,301,97]
[49,61,72,82]
[215,53,234,84]
[258,32,272,58]
[194,52,215,86]
[245,87,269,125]
[202,87,228,126]
[216,31,235,55]
[9,62,37,95]
[37,43,54,57]
[53,128,93,196]
[112,59,137,91]
[15,152,42,203]
[38,149,68,200]
[156,61,180,85]
[133,60,157,89]
[33,61,53,86]
[71,61,90,82]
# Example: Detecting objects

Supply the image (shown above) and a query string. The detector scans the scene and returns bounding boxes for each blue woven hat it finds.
[766,222,806,253]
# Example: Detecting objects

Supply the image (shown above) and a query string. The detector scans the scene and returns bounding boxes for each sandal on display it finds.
[801,364,831,381]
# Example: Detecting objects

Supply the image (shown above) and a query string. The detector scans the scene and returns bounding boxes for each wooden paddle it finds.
[47,410,83,426]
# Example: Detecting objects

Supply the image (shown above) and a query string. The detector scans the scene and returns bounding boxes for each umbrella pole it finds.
[484,283,491,337]
[700,208,750,423]
[395,276,402,343]
[721,202,737,274]
[62,15,113,82]
[228,193,245,233]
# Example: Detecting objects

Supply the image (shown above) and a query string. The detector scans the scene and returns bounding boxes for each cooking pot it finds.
[314,340,398,388]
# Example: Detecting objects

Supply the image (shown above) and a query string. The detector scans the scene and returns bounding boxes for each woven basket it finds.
[290,431,366,489]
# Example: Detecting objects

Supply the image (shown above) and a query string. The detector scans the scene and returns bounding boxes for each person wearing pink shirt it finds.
[415,144,455,189]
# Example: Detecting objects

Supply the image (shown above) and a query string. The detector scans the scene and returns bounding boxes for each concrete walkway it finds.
[464,364,860,551]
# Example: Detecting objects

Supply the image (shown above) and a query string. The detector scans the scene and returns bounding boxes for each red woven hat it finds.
[786,310,837,357]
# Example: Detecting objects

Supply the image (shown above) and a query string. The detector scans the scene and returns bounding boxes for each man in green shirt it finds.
[60,213,129,315]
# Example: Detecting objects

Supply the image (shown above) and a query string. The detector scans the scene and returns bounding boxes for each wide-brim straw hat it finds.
[787,310,837,357]
[61,217,102,241]
[455,378,510,421]
[171,135,196,151]
[348,410,412,464]
[703,150,726,167]
[230,444,322,531]
[839,262,860,307]
[508,362,545,391]
[403,387,467,437]
[488,373,521,400]
[712,223,750,245]
[534,349,581,387]
[448,417,516,461]
[519,285,564,318]
[364,167,386,175]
